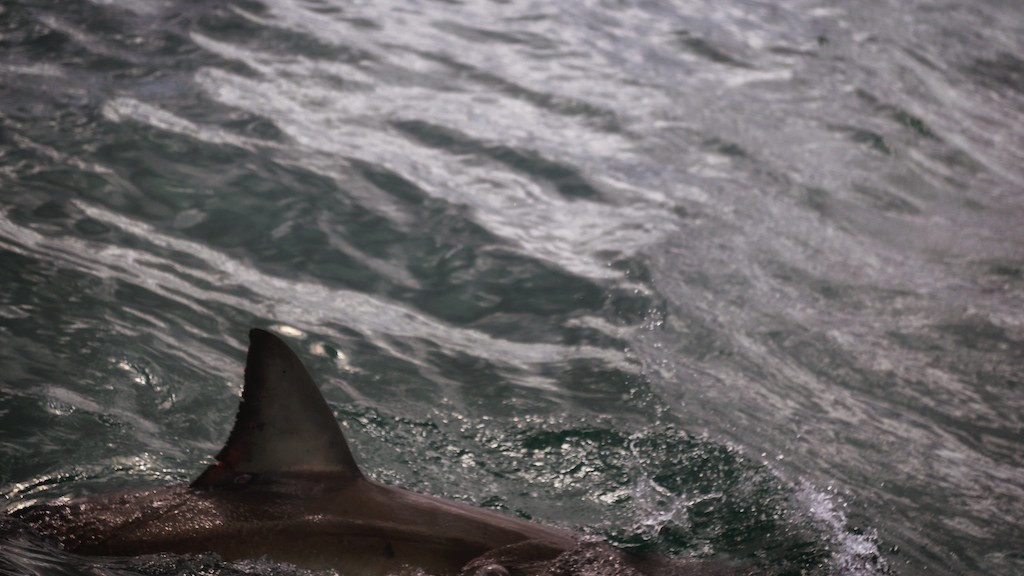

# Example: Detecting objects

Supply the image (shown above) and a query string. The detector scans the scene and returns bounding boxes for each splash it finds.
[625,432,694,544]
[795,481,891,576]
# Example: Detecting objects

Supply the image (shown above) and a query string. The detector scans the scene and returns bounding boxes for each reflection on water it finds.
[1,0,1022,575]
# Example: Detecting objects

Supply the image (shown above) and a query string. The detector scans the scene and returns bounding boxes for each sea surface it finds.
[1,0,1022,575]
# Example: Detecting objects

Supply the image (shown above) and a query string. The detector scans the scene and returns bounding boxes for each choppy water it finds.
[1,0,1022,575]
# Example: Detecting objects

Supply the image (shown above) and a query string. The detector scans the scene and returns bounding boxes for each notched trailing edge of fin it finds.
[192,328,362,489]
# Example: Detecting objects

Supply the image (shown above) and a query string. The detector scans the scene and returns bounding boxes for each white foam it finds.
[796,481,890,575]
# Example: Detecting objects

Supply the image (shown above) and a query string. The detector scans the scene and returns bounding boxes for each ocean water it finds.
[0,0,1022,575]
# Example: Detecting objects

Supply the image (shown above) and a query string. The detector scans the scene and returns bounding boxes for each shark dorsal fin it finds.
[192,328,362,489]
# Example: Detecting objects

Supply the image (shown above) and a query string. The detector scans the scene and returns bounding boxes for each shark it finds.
[7,329,749,576]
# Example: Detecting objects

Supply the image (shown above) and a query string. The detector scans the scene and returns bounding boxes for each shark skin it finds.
[8,329,750,576]
[13,474,574,574]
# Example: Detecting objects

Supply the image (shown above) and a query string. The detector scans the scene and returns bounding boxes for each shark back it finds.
[6,329,754,574]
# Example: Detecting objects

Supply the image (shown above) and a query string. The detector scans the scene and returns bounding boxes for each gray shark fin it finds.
[192,328,362,489]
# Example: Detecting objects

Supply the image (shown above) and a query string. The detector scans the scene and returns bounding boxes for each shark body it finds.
[9,329,746,576]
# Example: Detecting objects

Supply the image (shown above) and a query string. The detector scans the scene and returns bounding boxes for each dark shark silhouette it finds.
[9,329,750,576]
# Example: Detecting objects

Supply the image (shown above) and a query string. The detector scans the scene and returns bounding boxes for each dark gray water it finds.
[1,0,1022,575]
